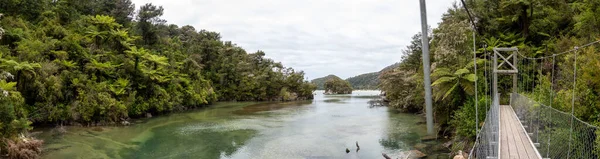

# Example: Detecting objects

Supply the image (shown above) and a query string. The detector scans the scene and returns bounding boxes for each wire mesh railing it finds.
[512,93,599,159]
[469,94,499,159]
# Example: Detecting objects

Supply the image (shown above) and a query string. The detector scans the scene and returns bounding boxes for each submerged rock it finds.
[431,144,451,153]
[92,127,104,132]
[52,125,67,136]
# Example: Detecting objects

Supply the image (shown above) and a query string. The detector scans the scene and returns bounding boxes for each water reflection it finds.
[37,90,434,159]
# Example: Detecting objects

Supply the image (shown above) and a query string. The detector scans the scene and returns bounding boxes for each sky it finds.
[131,0,457,80]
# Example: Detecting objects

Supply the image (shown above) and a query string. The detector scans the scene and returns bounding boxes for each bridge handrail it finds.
[468,94,499,159]
[512,93,599,159]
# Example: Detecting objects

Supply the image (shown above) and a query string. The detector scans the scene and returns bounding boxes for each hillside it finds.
[311,75,342,90]
[0,0,318,147]
[344,63,400,90]
[345,72,379,90]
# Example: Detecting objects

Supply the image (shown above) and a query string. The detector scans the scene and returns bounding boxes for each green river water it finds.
[36,90,441,159]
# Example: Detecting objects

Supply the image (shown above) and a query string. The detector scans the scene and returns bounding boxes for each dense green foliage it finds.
[0,0,315,141]
[345,63,398,90]
[379,33,425,112]
[379,0,600,146]
[310,74,339,90]
[324,76,352,94]
[345,72,378,90]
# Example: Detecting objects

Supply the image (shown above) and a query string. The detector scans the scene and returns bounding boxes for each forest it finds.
[344,72,379,90]
[345,63,398,90]
[0,0,315,156]
[379,0,600,153]
[324,77,353,94]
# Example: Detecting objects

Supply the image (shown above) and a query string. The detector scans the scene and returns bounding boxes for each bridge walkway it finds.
[500,105,541,159]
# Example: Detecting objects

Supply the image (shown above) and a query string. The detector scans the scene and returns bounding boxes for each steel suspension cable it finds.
[484,47,488,111]
[473,29,478,136]
[517,40,600,60]
[567,47,578,158]
[536,58,544,144]
[533,59,536,93]
[546,54,555,158]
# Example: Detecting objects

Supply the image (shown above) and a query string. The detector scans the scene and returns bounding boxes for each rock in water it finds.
[346,148,350,153]
[382,153,391,159]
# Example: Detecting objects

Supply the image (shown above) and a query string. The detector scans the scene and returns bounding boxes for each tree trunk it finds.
[521,4,530,38]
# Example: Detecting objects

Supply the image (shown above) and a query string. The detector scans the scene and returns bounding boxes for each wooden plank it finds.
[500,106,509,159]
[503,106,521,159]
[498,105,542,159]
[507,106,529,159]
[509,106,540,159]
[494,47,519,51]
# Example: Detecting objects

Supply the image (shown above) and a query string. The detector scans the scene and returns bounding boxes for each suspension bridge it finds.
[467,41,600,159]
[414,0,599,158]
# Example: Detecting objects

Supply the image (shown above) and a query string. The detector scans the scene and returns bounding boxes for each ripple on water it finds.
[37,91,439,159]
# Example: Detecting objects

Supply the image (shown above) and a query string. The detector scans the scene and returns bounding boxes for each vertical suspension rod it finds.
[567,47,578,158]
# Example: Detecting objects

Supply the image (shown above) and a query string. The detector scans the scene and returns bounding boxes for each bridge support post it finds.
[492,47,519,159]
[492,47,519,104]
[512,51,518,106]
[418,0,434,135]
[493,50,498,103]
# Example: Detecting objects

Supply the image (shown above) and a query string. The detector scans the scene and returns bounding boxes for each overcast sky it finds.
[131,0,456,80]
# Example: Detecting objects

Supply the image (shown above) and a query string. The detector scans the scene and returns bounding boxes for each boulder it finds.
[420,135,437,142]
[431,144,451,153]
[146,113,153,118]
[453,150,466,159]
[443,140,453,148]
[408,150,427,159]
[414,143,427,151]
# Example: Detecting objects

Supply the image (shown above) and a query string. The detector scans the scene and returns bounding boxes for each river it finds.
[37,90,444,159]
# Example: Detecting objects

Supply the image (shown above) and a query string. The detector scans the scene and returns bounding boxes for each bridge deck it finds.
[500,105,541,159]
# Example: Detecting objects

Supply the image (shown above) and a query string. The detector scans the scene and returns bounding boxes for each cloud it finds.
[131,0,457,79]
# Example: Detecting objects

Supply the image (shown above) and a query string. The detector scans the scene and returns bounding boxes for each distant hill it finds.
[311,63,400,90]
[311,75,343,90]
[345,72,379,90]
[380,63,400,72]
[344,63,400,90]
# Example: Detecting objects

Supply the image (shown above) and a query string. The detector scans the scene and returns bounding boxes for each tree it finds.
[136,3,164,46]
[0,59,41,91]
[324,77,352,94]
[0,1,318,154]
[431,68,477,101]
